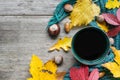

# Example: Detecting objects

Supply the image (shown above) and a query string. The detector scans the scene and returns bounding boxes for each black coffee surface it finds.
[73,28,107,60]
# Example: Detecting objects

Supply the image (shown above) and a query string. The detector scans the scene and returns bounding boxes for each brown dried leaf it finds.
[57,72,66,80]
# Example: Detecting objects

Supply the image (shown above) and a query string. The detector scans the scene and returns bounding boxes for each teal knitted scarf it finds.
[47,0,120,80]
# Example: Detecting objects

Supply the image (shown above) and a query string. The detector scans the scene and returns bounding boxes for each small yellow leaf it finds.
[49,37,72,52]
[105,0,120,9]
[111,47,120,65]
[102,62,120,78]
[69,0,100,29]
[102,47,120,78]
[27,54,58,80]
[97,22,109,32]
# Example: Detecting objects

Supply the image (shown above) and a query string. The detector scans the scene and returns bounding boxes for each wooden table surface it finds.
[0,0,80,80]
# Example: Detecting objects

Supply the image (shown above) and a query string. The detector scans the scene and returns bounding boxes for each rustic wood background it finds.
[0,0,80,80]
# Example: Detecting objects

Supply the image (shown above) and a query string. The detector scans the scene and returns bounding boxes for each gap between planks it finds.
[0,14,53,16]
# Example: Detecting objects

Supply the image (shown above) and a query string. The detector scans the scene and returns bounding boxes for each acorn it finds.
[96,15,104,23]
[109,37,114,45]
[54,55,63,65]
[64,4,73,12]
[99,72,105,78]
[48,24,60,37]
[64,22,71,33]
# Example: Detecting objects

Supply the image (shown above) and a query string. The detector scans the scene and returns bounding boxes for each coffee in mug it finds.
[72,27,110,65]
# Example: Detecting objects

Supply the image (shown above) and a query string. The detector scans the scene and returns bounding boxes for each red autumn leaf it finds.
[107,26,120,37]
[88,69,99,80]
[79,65,89,80]
[70,67,82,80]
[117,8,120,22]
[102,13,120,26]
[70,65,99,80]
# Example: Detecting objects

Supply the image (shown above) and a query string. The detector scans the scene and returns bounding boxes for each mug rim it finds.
[71,27,110,65]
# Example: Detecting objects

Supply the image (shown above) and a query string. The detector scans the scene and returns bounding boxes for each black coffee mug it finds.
[72,27,110,65]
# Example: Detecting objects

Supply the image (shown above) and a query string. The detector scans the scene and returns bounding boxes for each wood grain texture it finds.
[0,0,60,16]
[0,0,81,80]
[0,16,80,80]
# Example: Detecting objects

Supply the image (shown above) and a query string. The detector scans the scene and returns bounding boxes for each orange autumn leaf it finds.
[102,47,120,78]
[57,72,66,80]
[49,37,72,52]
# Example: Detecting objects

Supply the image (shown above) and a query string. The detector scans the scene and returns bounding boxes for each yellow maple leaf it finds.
[111,47,120,65]
[30,54,43,69]
[97,22,109,32]
[102,47,120,78]
[49,37,72,52]
[44,60,57,74]
[27,54,57,80]
[69,0,100,29]
[102,62,120,78]
[105,0,120,9]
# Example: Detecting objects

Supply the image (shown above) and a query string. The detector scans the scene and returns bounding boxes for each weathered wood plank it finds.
[0,0,60,16]
[0,16,80,80]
